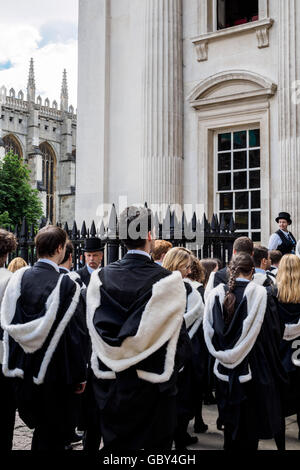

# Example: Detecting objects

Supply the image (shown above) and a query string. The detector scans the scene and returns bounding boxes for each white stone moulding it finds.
[187,70,277,111]
[191,18,274,62]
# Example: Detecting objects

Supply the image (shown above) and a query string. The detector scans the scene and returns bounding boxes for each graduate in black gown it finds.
[1,226,89,451]
[87,207,191,450]
[203,253,288,451]
[187,255,210,434]
[276,254,300,440]
[163,248,204,449]
[0,229,17,451]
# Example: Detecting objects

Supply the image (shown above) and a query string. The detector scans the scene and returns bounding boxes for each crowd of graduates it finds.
[0,206,300,452]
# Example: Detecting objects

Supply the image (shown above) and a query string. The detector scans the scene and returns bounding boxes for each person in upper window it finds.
[268,212,296,255]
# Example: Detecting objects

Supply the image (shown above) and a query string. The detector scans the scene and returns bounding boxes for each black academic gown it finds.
[4,262,89,450]
[174,283,198,444]
[90,253,190,450]
[277,301,300,417]
[207,281,288,448]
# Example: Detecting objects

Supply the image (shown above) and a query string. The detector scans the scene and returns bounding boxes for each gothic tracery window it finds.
[39,142,56,223]
[3,134,23,158]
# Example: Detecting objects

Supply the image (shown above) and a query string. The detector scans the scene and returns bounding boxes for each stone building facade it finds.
[76,0,300,245]
[0,59,77,224]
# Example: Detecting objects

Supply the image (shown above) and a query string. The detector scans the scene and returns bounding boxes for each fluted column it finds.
[278,0,300,232]
[141,0,183,206]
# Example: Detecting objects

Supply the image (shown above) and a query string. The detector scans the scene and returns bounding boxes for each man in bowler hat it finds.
[268,212,296,255]
[77,238,104,286]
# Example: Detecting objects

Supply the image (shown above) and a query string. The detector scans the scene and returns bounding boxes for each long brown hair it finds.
[277,254,300,304]
[200,259,218,288]
[223,253,254,325]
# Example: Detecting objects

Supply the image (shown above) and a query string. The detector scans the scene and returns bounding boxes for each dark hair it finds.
[223,253,254,325]
[35,225,67,258]
[212,258,222,270]
[188,256,205,283]
[60,240,74,265]
[119,206,153,250]
[0,229,17,258]
[253,246,269,268]
[269,250,282,266]
[200,258,218,287]
[233,236,254,255]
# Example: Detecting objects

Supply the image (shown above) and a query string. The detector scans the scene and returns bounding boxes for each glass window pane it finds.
[251,191,260,209]
[218,153,231,171]
[234,171,247,189]
[220,193,233,210]
[249,170,260,188]
[235,212,249,230]
[249,129,260,147]
[233,131,247,149]
[219,213,233,226]
[218,173,231,191]
[252,232,261,242]
[218,133,231,151]
[251,211,261,229]
[249,149,260,168]
[234,151,247,169]
[235,192,249,210]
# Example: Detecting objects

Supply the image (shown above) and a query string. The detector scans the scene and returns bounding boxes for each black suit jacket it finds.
[76,265,91,286]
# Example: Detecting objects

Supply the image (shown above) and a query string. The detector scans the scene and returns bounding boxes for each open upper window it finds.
[217,0,259,30]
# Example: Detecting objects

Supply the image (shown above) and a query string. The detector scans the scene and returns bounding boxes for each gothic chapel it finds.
[0,59,77,224]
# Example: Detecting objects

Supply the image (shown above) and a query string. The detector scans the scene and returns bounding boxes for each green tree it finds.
[0,151,44,228]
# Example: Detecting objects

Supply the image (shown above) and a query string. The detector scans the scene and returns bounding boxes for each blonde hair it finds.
[162,247,191,272]
[277,254,300,304]
[7,257,28,273]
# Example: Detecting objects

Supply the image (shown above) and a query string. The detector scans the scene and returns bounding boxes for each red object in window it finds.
[252,15,259,21]
[234,18,248,26]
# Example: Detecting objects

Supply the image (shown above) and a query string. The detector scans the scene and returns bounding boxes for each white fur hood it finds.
[87,270,186,383]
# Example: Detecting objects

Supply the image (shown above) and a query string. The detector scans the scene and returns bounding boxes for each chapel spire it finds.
[60,69,69,112]
[27,58,36,103]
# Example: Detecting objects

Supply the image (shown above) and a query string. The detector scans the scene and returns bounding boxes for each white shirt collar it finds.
[126,250,151,259]
[38,258,60,273]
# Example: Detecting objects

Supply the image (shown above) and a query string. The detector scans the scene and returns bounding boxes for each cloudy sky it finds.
[0,0,78,107]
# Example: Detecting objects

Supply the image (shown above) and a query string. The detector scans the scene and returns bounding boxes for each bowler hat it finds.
[275,212,292,225]
[83,237,104,252]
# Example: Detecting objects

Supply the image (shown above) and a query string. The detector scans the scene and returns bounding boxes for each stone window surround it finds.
[214,126,262,241]
[192,0,272,61]
[188,70,277,245]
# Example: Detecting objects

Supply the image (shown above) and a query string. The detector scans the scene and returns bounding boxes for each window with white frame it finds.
[216,128,261,241]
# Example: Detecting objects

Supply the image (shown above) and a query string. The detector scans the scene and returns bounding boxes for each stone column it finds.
[141,0,183,207]
[278,0,300,233]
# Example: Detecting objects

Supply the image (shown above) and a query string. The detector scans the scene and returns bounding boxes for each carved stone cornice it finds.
[191,18,274,62]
